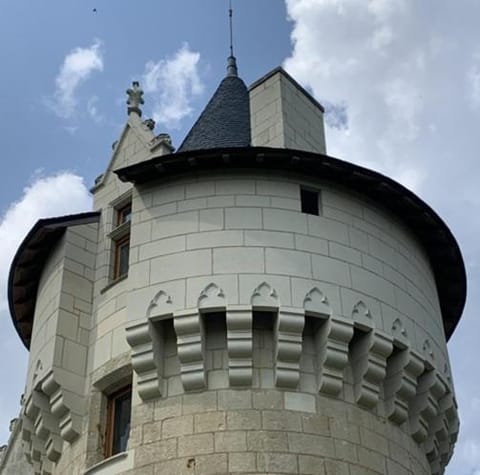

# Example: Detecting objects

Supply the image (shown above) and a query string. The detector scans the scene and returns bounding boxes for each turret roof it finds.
[177,57,250,152]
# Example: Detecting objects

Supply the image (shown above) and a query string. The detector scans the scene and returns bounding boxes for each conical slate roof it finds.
[178,58,251,152]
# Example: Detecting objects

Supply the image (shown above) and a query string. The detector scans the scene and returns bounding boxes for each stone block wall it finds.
[123,389,432,475]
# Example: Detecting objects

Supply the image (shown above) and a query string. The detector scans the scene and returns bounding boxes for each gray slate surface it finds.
[178,75,251,152]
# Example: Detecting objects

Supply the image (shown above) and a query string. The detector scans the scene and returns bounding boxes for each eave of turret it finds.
[8,212,100,349]
[115,146,466,341]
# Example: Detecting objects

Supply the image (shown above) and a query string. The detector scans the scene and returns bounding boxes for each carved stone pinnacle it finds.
[126,81,144,116]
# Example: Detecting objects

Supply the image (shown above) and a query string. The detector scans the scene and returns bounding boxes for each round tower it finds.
[115,65,464,475]
[6,63,465,475]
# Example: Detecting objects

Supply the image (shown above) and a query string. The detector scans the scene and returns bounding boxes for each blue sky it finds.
[0,1,479,473]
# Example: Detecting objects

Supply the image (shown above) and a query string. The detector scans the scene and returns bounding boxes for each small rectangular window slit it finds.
[301,188,320,215]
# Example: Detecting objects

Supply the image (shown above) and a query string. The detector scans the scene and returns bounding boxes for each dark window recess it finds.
[114,236,130,279]
[105,386,132,457]
[301,188,319,215]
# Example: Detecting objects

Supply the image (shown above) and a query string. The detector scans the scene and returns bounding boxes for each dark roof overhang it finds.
[115,146,466,341]
[8,212,100,349]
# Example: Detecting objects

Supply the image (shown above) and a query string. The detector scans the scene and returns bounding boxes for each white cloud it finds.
[142,43,204,129]
[48,40,104,118]
[0,172,91,443]
[284,0,431,188]
[0,172,92,309]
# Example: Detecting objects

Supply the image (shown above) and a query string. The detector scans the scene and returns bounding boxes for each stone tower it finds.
[1,58,465,475]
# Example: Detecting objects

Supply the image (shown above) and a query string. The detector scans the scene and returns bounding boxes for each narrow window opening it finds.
[117,203,132,226]
[110,199,132,281]
[105,385,132,458]
[301,188,320,215]
[114,235,130,279]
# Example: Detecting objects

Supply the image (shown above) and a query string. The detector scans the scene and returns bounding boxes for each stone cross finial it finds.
[126,81,144,116]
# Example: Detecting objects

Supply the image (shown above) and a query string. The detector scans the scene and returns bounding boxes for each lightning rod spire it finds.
[227,0,238,77]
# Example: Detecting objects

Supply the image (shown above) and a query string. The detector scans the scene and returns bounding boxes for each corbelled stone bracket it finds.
[275,307,305,388]
[21,389,63,473]
[226,305,253,386]
[174,309,206,391]
[410,369,445,444]
[384,347,424,424]
[126,319,164,400]
[315,316,354,397]
[41,371,82,443]
[351,329,393,409]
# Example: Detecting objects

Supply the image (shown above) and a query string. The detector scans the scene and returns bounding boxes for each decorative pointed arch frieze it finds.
[384,347,424,424]
[251,282,279,309]
[274,307,305,388]
[126,320,163,400]
[422,339,435,367]
[350,329,393,409]
[303,287,331,316]
[147,289,173,318]
[174,309,206,391]
[32,359,43,386]
[351,300,374,330]
[391,318,409,344]
[226,305,253,386]
[198,283,226,311]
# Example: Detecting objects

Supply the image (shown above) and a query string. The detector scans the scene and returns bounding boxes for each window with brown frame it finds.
[110,199,132,281]
[116,202,132,226]
[105,385,132,458]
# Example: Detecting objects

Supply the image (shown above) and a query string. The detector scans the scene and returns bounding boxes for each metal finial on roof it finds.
[227,56,238,77]
[227,0,238,77]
